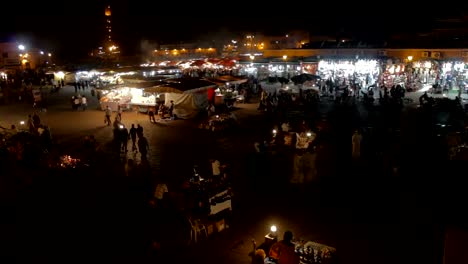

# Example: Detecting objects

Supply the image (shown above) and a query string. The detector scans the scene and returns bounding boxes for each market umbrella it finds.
[218,59,237,68]
[190,60,206,67]
[277,77,290,84]
[267,76,290,84]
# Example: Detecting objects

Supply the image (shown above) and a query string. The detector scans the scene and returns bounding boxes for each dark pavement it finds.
[2,86,467,264]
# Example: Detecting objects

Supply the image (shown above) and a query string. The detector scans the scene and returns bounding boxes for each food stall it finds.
[254,226,337,264]
[99,87,157,112]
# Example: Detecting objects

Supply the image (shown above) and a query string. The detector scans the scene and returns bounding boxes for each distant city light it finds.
[40,51,44,55]
[18,44,25,50]
[48,53,52,57]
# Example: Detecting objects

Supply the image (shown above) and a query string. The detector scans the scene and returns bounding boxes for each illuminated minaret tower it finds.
[102,4,119,57]
[104,5,112,46]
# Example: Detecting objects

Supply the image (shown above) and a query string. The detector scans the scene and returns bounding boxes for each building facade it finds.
[259,48,468,62]
[0,42,53,70]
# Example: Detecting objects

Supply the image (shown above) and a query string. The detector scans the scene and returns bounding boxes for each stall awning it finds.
[144,77,217,94]
[206,75,248,85]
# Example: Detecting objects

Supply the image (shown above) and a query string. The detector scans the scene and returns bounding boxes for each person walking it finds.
[129,124,138,152]
[120,125,130,152]
[138,136,149,159]
[136,124,143,139]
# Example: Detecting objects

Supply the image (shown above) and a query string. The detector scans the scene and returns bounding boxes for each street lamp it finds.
[270,225,277,234]
[265,225,278,246]
[18,44,25,50]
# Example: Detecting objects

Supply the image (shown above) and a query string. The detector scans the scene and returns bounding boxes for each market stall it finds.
[205,75,248,106]
[154,78,216,119]
[179,163,233,240]
[99,87,157,112]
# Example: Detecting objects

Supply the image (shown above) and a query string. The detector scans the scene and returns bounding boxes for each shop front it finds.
[317,59,380,87]
[439,61,467,92]
[381,62,408,89]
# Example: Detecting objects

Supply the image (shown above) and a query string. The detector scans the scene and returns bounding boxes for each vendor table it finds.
[295,240,336,264]
[209,190,232,215]
[100,101,119,111]
[131,104,157,114]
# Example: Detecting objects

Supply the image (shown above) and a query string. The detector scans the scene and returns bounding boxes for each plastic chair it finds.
[188,217,208,243]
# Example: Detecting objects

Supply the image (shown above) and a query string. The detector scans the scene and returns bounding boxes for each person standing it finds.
[32,112,41,128]
[148,109,156,123]
[168,100,175,119]
[27,114,35,134]
[73,96,81,111]
[269,230,300,264]
[105,106,112,126]
[153,180,169,208]
[206,103,215,117]
[81,96,87,111]
[117,106,123,122]
[352,129,362,160]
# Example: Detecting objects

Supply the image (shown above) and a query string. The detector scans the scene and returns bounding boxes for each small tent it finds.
[146,77,217,119]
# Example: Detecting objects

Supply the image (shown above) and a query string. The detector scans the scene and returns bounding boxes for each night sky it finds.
[0,0,464,61]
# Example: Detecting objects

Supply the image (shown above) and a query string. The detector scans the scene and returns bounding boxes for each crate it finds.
[215,219,226,232]
[207,223,215,236]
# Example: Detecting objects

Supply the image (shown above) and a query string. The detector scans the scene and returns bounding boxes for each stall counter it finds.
[131,103,157,114]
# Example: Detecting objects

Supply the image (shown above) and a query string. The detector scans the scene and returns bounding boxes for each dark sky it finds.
[0,0,463,60]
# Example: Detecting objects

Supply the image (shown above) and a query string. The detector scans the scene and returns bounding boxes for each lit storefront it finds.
[411,61,438,84]
[439,61,467,90]
[382,62,407,89]
[267,63,301,79]
[317,59,380,86]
